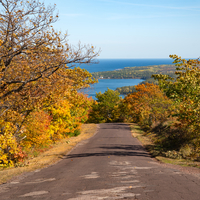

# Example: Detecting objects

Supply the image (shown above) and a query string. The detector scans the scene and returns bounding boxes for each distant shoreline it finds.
[91,64,176,80]
[78,59,174,73]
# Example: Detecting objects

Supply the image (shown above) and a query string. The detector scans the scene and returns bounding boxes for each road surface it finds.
[0,123,200,200]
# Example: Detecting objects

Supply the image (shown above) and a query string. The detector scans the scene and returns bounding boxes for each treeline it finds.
[0,0,99,167]
[87,55,200,161]
[115,78,158,94]
[91,64,176,80]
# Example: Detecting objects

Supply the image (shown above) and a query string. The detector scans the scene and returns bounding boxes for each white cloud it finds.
[106,13,200,20]
[99,0,200,11]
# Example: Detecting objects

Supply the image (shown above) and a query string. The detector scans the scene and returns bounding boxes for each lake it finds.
[82,79,144,99]
[78,58,174,72]
[79,58,174,99]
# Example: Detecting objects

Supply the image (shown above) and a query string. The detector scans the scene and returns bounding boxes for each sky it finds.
[45,0,200,59]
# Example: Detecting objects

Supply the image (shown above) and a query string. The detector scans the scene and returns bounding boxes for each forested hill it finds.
[91,64,176,80]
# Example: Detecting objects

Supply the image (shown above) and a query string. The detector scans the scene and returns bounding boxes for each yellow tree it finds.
[0,0,98,108]
[0,0,98,128]
[0,0,99,166]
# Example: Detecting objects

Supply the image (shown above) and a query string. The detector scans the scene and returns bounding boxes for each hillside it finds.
[91,64,176,80]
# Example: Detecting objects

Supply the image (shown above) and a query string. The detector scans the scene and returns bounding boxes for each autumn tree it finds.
[0,0,99,166]
[0,0,98,109]
[0,0,98,130]
[123,83,173,128]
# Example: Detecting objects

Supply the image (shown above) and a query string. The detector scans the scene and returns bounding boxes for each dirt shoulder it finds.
[0,124,98,184]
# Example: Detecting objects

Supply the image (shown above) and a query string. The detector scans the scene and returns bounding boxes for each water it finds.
[78,58,174,72]
[78,58,174,99]
[82,79,144,99]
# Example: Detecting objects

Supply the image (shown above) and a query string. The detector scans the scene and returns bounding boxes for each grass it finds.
[0,124,98,184]
[156,156,200,168]
[129,123,200,169]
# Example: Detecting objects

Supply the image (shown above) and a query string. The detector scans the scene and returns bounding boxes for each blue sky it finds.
[45,0,200,59]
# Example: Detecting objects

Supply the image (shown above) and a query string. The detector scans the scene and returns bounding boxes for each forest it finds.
[91,64,177,80]
[0,0,199,168]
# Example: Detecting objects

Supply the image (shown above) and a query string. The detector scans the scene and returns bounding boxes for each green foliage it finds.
[115,85,137,95]
[70,129,81,137]
[152,55,200,159]
[88,88,122,123]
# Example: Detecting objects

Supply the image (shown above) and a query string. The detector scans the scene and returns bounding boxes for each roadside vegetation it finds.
[130,123,200,168]
[0,0,99,168]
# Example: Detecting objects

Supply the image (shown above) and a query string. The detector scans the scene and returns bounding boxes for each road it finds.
[0,123,200,200]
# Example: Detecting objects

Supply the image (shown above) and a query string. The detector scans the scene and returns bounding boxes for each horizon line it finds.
[96,57,196,59]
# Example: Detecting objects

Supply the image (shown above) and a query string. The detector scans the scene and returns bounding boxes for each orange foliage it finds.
[21,111,52,149]
[123,83,173,127]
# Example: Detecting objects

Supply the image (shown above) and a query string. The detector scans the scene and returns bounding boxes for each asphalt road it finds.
[0,123,200,200]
